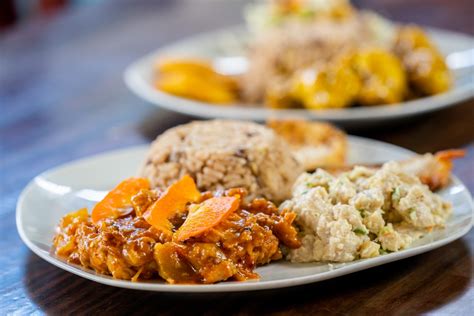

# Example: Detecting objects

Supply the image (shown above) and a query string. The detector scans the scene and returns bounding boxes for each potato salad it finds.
[281,161,452,262]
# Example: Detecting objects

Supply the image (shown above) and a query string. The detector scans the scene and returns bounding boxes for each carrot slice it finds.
[144,175,201,233]
[91,178,150,223]
[174,196,240,242]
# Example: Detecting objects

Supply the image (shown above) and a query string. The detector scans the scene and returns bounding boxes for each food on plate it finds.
[140,120,346,203]
[393,25,452,96]
[154,58,239,103]
[140,120,305,203]
[53,176,301,284]
[351,48,407,105]
[267,119,346,169]
[289,54,362,109]
[242,0,452,108]
[152,0,452,109]
[52,119,463,283]
[326,149,465,191]
[393,149,465,191]
[281,161,453,263]
[274,47,407,109]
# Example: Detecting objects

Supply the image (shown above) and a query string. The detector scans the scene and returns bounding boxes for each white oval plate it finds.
[16,137,473,292]
[124,26,474,127]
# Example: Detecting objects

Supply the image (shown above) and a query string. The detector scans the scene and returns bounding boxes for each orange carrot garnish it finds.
[144,175,201,233]
[174,196,240,242]
[91,178,150,223]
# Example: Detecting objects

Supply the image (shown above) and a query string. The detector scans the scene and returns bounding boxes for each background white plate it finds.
[16,137,473,292]
[124,26,474,128]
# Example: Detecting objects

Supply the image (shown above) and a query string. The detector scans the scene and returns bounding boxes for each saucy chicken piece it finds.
[55,214,167,280]
[393,26,452,95]
[54,208,89,257]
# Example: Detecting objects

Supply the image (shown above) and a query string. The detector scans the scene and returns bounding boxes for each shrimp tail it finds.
[323,149,465,191]
[434,149,466,162]
[420,149,466,191]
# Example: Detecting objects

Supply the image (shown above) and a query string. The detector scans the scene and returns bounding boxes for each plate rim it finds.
[123,25,474,122]
[16,137,474,292]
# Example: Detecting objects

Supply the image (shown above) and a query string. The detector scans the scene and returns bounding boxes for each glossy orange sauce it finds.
[53,188,300,284]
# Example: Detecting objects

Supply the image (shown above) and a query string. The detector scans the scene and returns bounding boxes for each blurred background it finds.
[1,0,473,32]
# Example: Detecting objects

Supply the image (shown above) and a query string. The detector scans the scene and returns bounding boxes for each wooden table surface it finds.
[1,0,473,314]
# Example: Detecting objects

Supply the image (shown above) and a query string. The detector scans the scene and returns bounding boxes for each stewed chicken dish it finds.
[53,176,300,284]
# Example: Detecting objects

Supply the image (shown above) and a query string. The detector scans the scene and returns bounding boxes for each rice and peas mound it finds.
[140,120,303,203]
